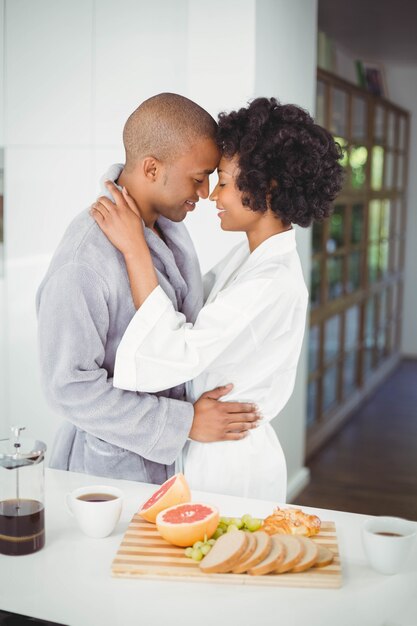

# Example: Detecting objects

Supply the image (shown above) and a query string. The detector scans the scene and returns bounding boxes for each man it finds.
[36,93,259,484]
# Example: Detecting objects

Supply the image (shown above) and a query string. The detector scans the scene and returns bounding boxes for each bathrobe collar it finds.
[206,228,296,303]
[243,228,296,268]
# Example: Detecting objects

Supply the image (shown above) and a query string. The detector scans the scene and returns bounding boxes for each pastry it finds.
[262,507,321,537]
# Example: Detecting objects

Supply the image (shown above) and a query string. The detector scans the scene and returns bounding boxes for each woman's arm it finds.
[113,274,298,392]
[91,181,158,309]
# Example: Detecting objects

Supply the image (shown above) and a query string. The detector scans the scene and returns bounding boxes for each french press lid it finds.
[0,426,47,470]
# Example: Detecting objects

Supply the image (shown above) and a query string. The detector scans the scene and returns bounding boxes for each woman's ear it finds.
[266,179,278,211]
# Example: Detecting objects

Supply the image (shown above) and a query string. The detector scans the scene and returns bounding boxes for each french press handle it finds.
[11,426,26,451]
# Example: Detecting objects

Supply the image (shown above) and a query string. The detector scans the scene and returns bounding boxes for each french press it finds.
[0,426,47,555]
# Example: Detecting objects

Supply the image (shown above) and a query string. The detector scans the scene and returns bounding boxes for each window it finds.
[307,70,409,456]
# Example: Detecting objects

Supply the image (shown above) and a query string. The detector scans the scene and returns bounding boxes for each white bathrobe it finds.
[113,229,308,501]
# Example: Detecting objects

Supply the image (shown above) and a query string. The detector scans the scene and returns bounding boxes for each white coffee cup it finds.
[66,485,123,538]
[362,516,417,575]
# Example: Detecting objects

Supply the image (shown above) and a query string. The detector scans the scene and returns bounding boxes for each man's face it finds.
[152,137,220,222]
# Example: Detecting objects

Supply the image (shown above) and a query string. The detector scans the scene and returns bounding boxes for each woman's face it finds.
[209,155,261,232]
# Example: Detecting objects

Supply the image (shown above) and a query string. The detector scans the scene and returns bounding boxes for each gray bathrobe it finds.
[36,165,202,484]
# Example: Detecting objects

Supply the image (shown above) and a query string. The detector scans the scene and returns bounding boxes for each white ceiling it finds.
[318,0,417,63]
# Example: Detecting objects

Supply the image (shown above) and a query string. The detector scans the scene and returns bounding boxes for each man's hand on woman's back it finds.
[189,384,261,442]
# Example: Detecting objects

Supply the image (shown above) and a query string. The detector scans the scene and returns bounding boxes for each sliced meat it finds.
[235,532,256,564]
[199,530,248,574]
[248,536,286,576]
[313,543,334,568]
[291,536,319,573]
[274,534,305,573]
[231,531,272,574]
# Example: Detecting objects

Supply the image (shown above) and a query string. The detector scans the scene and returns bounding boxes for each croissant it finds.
[262,507,321,537]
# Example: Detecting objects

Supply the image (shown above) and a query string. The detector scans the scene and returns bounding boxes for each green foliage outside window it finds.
[371,146,384,190]
[350,146,367,189]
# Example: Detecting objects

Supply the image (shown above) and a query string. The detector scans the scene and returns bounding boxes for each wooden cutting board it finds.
[111,514,342,588]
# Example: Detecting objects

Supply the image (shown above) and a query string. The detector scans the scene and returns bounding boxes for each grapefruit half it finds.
[156,502,220,547]
[139,473,191,523]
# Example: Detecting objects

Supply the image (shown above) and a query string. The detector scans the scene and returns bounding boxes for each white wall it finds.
[3,0,96,448]
[183,0,256,271]
[0,278,6,438]
[0,0,317,498]
[0,0,6,437]
[0,0,3,148]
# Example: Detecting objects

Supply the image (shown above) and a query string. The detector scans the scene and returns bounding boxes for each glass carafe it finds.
[0,426,46,555]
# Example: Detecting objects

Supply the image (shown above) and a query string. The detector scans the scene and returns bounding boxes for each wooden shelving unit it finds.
[307,68,410,457]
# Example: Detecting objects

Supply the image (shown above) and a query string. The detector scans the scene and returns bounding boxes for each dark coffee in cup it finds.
[374,531,403,537]
[77,493,118,503]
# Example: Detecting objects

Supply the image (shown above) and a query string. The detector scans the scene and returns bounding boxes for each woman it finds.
[91,97,343,500]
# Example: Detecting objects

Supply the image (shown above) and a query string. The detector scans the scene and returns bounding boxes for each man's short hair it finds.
[123,93,217,171]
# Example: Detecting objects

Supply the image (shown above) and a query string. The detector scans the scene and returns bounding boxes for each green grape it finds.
[220,516,232,525]
[193,541,204,549]
[191,548,204,561]
[245,518,262,532]
[226,524,239,533]
[184,547,194,558]
[212,528,224,539]
[208,538,217,546]
[201,544,211,556]
[241,514,253,526]
[232,517,244,529]
[218,523,228,532]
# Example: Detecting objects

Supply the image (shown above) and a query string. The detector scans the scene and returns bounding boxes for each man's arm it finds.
[36,261,194,465]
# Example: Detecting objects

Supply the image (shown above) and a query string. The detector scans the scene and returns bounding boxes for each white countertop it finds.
[0,469,416,626]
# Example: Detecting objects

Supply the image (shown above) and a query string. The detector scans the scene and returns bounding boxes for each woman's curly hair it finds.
[217,97,344,227]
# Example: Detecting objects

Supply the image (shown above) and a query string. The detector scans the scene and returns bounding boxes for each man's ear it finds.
[142,156,160,182]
